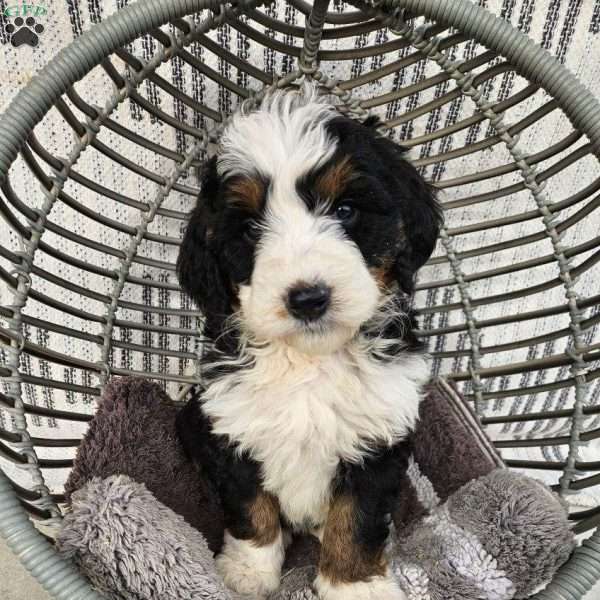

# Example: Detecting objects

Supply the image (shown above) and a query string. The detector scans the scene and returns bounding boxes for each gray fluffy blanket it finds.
[57,377,574,600]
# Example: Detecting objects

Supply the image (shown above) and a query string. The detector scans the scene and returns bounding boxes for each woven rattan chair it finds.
[1,0,599,598]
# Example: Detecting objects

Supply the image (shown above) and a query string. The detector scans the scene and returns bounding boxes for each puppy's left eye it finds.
[335,203,358,226]
[242,220,261,244]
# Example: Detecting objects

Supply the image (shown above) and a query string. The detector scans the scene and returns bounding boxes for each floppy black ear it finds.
[375,137,442,294]
[177,157,234,336]
[396,160,442,271]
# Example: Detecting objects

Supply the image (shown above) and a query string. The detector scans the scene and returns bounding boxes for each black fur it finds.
[362,115,382,129]
[176,390,264,541]
[176,157,260,349]
[297,116,441,356]
[337,440,411,553]
[323,116,442,295]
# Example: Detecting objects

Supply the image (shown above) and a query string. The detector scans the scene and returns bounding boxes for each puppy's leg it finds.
[315,442,410,600]
[176,399,284,598]
[217,488,284,599]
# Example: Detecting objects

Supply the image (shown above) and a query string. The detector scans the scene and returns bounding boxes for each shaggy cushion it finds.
[58,377,574,600]
[59,475,234,600]
[58,469,573,600]
[64,377,224,553]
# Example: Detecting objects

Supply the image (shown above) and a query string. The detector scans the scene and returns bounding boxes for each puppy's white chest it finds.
[202,346,427,529]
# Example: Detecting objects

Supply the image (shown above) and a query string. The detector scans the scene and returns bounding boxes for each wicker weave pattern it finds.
[0,0,599,598]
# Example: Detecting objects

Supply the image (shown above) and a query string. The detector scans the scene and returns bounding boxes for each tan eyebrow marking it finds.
[226,176,265,211]
[315,156,354,201]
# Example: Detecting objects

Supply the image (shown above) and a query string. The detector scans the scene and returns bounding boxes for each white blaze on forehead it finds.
[217,87,338,181]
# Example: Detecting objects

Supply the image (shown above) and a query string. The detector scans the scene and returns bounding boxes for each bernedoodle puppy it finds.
[176,86,442,600]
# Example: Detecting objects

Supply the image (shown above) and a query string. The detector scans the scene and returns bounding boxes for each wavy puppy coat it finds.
[176,88,441,600]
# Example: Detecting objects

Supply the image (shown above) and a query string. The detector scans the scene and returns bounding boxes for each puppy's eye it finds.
[335,203,358,226]
[242,219,260,244]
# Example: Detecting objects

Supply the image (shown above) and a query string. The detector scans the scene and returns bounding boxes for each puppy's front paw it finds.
[216,531,284,599]
[314,572,407,600]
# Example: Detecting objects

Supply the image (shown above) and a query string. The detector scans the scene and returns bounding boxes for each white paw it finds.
[314,572,407,600]
[216,530,284,599]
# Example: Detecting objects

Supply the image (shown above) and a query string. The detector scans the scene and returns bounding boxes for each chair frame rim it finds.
[1,0,600,598]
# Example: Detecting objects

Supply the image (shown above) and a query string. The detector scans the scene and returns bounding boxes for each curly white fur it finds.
[203,344,427,530]
[314,572,408,600]
[218,85,336,181]
[216,530,285,599]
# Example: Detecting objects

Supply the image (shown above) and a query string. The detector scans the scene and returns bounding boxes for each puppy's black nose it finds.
[287,284,331,321]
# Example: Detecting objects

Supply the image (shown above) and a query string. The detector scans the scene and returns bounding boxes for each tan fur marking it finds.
[319,495,387,584]
[275,306,288,320]
[369,259,395,289]
[249,492,281,547]
[315,156,354,200]
[227,176,265,211]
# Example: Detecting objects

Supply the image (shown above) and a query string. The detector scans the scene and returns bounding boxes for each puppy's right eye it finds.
[242,220,260,244]
[334,203,359,227]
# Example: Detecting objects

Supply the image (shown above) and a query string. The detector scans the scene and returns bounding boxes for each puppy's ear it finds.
[177,157,233,333]
[375,137,442,293]
[397,161,442,272]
